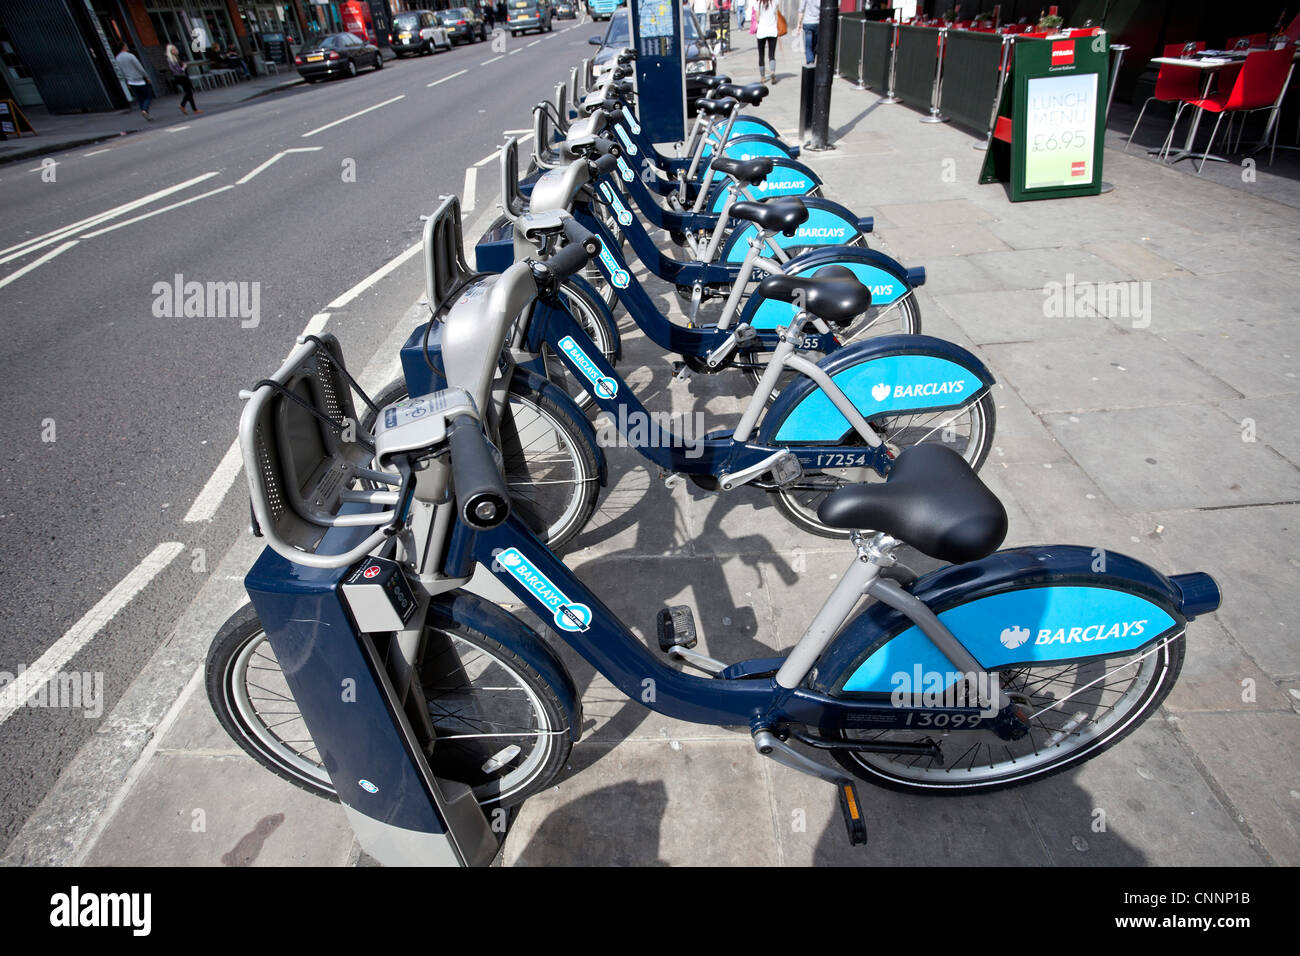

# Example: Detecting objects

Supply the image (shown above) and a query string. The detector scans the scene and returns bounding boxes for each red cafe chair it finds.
[1125,41,1207,157]
[1180,46,1294,170]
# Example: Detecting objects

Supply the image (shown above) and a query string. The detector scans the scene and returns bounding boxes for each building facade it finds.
[0,0,376,113]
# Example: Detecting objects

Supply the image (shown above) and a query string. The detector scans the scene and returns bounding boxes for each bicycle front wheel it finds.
[205,603,572,808]
[362,375,600,551]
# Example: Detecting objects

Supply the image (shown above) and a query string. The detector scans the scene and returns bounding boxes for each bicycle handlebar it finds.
[448,414,510,531]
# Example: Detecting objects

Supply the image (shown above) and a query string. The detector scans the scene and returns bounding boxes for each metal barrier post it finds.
[1106,43,1128,120]
[853,20,868,90]
[882,21,901,103]
[921,26,949,123]
[975,35,1013,150]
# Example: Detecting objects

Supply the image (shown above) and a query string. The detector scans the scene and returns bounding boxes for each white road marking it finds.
[301,94,405,138]
[79,185,235,238]
[235,146,324,185]
[0,240,79,291]
[27,160,58,173]
[527,39,540,47]
[0,541,185,726]
[508,48,521,54]
[428,68,467,87]
[164,124,190,133]
[82,149,112,157]
[182,439,244,523]
[480,55,504,64]
[0,172,220,264]
[463,166,478,212]
[182,226,426,522]
[299,311,331,339]
[181,308,334,524]
[473,148,502,167]
[326,241,423,309]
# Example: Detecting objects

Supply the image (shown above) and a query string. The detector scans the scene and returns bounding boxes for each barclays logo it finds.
[495,547,592,632]
[558,335,619,399]
[597,245,630,288]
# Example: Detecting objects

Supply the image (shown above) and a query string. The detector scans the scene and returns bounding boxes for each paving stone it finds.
[1146,503,1300,678]
[984,331,1239,413]
[1045,405,1299,512]
[83,753,353,867]
[1169,712,1300,866]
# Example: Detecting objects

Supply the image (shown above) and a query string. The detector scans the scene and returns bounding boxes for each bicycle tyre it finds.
[828,633,1185,794]
[206,603,572,808]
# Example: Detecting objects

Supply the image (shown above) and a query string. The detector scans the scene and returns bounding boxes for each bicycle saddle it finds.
[756,264,870,326]
[730,196,808,235]
[710,154,774,185]
[700,75,732,90]
[699,96,739,117]
[817,444,1007,564]
[717,82,768,105]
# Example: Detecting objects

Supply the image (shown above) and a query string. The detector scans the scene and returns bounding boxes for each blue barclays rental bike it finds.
[545,71,874,261]
[379,197,993,540]
[496,133,928,400]
[206,219,1222,866]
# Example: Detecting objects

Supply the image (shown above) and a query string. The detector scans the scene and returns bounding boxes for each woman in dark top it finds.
[166,44,200,114]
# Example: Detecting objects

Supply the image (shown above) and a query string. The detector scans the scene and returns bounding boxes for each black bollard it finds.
[799,63,815,143]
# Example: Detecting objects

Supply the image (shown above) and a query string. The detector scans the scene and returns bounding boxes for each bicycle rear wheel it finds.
[829,634,1185,793]
[772,391,995,538]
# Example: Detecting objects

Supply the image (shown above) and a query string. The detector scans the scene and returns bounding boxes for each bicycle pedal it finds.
[656,605,698,651]
[837,781,869,847]
[671,361,691,382]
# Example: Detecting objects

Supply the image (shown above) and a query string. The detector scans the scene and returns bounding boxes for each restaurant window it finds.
[145,1,239,52]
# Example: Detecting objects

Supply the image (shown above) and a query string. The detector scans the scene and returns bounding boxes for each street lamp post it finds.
[808,0,840,148]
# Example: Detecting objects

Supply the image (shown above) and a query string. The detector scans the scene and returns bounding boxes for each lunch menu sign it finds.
[980,34,1109,202]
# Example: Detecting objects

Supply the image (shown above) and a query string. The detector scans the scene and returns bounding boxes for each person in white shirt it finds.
[114,41,154,120]
[754,0,779,83]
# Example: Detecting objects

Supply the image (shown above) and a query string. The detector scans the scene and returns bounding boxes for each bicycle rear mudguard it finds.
[703,114,784,149]
[806,546,1221,700]
[703,134,800,182]
[720,196,873,263]
[759,334,994,445]
[707,158,824,213]
[244,525,579,866]
[741,246,924,331]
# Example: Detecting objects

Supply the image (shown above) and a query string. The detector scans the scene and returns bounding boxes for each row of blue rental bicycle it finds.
[205,51,1222,865]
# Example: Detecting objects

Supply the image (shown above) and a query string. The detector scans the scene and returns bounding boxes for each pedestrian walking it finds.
[796,0,819,65]
[753,0,780,84]
[166,44,201,115]
[115,41,154,120]
[485,4,496,28]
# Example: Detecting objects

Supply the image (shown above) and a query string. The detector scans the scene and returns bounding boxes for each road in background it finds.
[0,25,594,850]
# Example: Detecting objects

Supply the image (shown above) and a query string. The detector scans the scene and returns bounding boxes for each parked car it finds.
[390,10,451,56]
[440,6,488,44]
[507,0,552,35]
[295,32,383,82]
[554,1,576,19]
[588,7,714,74]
